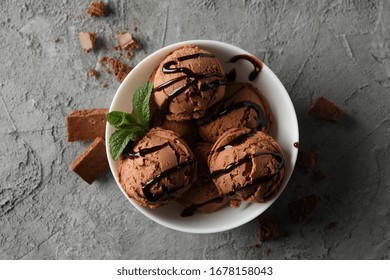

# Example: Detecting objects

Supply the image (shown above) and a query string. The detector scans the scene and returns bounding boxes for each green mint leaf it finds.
[106,111,141,130]
[109,129,141,160]
[133,82,153,127]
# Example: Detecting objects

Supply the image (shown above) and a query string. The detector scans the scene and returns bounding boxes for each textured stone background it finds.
[1,0,389,259]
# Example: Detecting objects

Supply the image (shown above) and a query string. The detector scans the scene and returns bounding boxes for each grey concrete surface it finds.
[1,0,389,259]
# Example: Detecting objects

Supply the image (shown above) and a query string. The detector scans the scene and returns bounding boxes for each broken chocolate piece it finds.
[118,33,140,50]
[86,2,107,17]
[308,96,342,122]
[67,108,108,142]
[72,137,109,184]
[296,150,319,169]
[99,57,132,82]
[288,194,318,224]
[258,213,280,241]
[79,32,96,53]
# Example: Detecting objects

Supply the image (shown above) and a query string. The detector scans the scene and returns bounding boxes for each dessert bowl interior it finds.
[106,40,299,234]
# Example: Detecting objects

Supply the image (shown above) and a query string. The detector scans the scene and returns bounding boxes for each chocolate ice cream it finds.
[197,82,272,143]
[208,128,285,204]
[161,119,198,146]
[117,127,197,208]
[152,45,226,121]
[178,142,228,214]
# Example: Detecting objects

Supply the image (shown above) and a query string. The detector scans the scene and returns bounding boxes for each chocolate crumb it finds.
[288,194,318,224]
[124,50,134,59]
[53,37,60,43]
[118,33,140,50]
[89,69,98,78]
[296,150,319,169]
[100,57,132,82]
[79,32,96,53]
[86,2,107,17]
[293,142,300,148]
[100,83,108,88]
[258,213,280,241]
[308,96,342,122]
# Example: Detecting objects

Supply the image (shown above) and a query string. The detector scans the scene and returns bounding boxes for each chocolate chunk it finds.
[86,2,107,17]
[258,213,280,241]
[118,33,140,50]
[67,108,108,142]
[99,57,132,82]
[296,150,319,169]
[72,137,109,184]
[308,96,342,122]
[288,194,318,224]
[79,32,96,53]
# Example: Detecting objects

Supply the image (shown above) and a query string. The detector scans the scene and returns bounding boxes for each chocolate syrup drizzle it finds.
[124,142,194,203]
[227,54,264,82]
[199,89,267,129]
[198,54,266,129]
[181,130,284,217]
[154,53,228,115]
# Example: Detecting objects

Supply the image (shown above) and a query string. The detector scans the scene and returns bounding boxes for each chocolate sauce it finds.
[143,158,194,202]
[199,100,266,129]
[209,128,257,154]
[123,141,193,203]
[210,151,284,179]
[154,52,227,115]
[181,151,284,217]
[123,142,169,158]
[228,54,264,81]
[226,69,236,82]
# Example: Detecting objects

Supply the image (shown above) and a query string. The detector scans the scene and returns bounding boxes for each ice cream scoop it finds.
[117,127,197,208]
[208,128,285,204]
[197,82,272,143]
[178,142,228,215]
[152,45,226,121]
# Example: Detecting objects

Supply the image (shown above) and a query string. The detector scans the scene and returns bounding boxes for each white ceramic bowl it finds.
[106,40,299,234]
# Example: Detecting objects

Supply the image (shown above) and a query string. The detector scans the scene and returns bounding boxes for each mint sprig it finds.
[107,82,153,160]
[132,82,153,128]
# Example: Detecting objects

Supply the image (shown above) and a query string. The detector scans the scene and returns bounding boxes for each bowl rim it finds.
[106,39,299,234]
